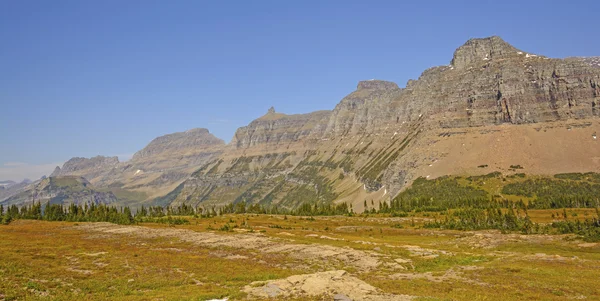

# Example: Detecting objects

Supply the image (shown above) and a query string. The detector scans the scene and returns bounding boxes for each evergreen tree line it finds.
[0,202,134,225]
[423,207,600,242]
[502,178,600,209]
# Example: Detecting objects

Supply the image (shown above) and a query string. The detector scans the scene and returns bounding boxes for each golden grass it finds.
[1,214,599,300]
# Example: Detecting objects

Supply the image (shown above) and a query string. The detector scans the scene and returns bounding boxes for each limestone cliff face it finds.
[570,56,600,69]
[231,108,331,149]
[450,36,519,69]
[132,128,224,160]
[126,128,225,172]
[165,36,600,210]
[390,36,600,129]
[47,36,600,210]
[324,80,403,136]
[50,156,120,182]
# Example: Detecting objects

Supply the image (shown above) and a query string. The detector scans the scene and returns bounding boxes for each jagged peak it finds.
[451,36,520,69]
[356,80,399,91]
[50,166,61,177]
[267,106,276,114]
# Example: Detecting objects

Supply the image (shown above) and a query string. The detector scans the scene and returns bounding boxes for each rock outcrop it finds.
[450,36,519,69]
[50,156,119,183]
[231,109,331,149]
[324,80,402,136]
[132,128,224,160]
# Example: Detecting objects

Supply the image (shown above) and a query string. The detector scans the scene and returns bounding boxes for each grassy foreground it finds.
[0,214,599,300]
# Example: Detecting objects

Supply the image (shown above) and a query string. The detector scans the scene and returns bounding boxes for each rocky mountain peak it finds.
[356,80,400,91]
[267,106,276,114]
[51,166,61,177]
[132,128,224,160]
[58,156,119,173]
[451,36,519,69]
[50,156,120,182]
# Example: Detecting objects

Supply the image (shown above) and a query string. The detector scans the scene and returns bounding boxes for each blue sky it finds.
[1,0,599,181]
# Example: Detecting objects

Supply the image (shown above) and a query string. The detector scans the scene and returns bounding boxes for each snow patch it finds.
[134,170,142,175]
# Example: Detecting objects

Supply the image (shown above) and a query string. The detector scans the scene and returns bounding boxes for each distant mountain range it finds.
[3,36,599,211]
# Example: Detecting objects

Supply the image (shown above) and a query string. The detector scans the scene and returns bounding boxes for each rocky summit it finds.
[51,156,120,182]
[39,36,600,211]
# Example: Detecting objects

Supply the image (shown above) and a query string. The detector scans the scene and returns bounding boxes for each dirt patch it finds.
[76,223,397,272]
[526,253,580,262]
[243,270,413,301]
[454,231,563,249]
[66,268,93,275]
[80,252,107,257]
[390,266,488,286]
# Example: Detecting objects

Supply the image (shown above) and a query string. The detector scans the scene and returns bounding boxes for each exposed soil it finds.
[77,223,406,272]
[243,270,413,301]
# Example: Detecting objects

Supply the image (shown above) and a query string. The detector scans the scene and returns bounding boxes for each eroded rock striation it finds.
[231,108,331,149]
[50,156,120,183]
[46,36,600,210]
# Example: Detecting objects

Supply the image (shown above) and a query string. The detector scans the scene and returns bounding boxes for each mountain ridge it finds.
[42,36,600,210]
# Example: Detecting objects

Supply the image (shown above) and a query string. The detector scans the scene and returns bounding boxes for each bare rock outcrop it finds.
[243,270,413,301]
[132,128,224,160]
[231,108,331,149]
[50,156,119,182]
[324,80,403,136]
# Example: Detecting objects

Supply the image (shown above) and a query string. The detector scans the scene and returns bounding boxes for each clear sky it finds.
[1,0,599,181]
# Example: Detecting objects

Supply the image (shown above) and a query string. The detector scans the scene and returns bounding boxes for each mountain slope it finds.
[1,176,117,206]
[49,128,226,204]
[167,36,600,211]
[46,36,600,210]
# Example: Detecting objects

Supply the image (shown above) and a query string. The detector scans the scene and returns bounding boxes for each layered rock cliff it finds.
[324,80,403,136]
[165,36,600,210]
[51,156,119,182]
[45,36,600,210]
[231,108,331,149]
[393,36,600,129]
